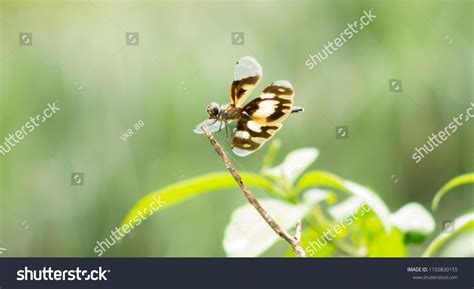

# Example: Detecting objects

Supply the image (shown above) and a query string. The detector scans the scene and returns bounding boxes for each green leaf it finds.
[422,212,474,257]
[287,228,336,257]
[328,182,392,234]
[390,203,435,244]
[366,228,406,257]
[432,173,474,211]
[438,231,474,257]
[355,210,406,257]
[223,199,310,257]
[121,172,274,229]
[294,170,349,196]
[342,181,393,234]
[302,189,336,206]
[265,148,319,185]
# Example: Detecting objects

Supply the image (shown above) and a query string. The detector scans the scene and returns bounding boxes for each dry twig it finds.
[202,125,306,257]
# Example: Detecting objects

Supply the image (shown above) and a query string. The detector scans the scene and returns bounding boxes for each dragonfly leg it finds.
[225,121,230,138]
[218,119,224,132]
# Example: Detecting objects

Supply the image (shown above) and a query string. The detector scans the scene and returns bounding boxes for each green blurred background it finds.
[0,0,472,257]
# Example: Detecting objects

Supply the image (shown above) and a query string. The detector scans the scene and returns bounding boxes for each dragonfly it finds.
[194,56,303,157]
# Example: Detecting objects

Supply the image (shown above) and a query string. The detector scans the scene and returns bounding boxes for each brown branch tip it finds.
[202,125,306,257]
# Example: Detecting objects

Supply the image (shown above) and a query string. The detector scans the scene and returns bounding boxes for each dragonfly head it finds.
[206,102,221,118]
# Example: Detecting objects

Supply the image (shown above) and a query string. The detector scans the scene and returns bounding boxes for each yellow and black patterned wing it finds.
[230,56,262,107]
[232,81,295,157]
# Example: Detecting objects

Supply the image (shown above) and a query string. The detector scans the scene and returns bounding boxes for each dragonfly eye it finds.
[206,102,220,117]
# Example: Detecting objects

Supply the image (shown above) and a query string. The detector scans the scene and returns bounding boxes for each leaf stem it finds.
[202,125,306,257]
